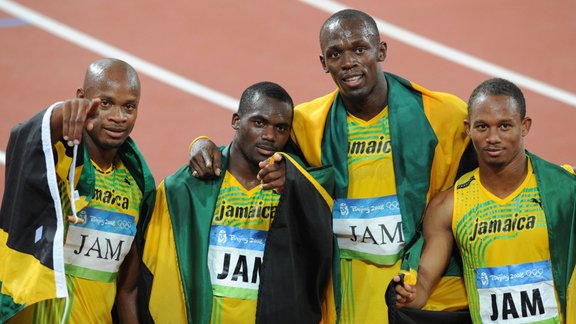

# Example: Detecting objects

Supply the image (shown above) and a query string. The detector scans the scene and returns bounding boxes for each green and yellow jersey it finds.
[334,107,404,323]
[208,171,279,324]
[143,148,333,323]
[453,159,561,323]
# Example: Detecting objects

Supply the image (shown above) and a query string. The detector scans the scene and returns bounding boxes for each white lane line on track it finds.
[0,0,240,112]
[1,0,575,166]
[0,0,241,166]
[299,0,576,108]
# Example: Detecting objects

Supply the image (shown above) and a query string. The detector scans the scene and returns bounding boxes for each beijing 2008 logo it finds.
[385,200,399,209]
[116,219,132,230]
[217,229,227,243]
[339,202,349,216]
[480,271,489,287]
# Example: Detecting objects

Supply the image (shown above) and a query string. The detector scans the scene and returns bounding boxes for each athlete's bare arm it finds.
[115,241,140,323]
[394,187,456,308]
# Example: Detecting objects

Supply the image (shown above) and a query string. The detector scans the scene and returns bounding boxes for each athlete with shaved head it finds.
[1,58,154,323]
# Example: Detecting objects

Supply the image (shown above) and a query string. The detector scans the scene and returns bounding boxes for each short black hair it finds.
[320,9,380,44]
[467,78,526,119]
[238,81,294,115]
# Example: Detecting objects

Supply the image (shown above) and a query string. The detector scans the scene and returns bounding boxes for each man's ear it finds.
[378,42,387,62]
[319,55,329,73]
[231,113,240,130]
[76,88,85,98]
[464,119,471,136]
[521,116,532,137]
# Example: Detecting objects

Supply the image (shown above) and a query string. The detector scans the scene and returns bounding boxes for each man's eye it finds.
[330,52,341,59]
[355,47,366,54]
[101,100,111,106]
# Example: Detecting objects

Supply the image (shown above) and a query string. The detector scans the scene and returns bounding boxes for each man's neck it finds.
[479,154,528,199]
[341,76,388,121]
[85,139,119,171]
[228,143,260,191]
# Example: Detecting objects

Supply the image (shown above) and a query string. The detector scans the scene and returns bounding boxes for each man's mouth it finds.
[341,73,363,87]
[256,145,276,156]
[103,127,126,139]
[484,147,503,157]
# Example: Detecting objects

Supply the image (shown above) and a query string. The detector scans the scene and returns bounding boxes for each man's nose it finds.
[341,51,358,69]
[261,125,276,142]
[486,127,501,144]
[108,105,128,122]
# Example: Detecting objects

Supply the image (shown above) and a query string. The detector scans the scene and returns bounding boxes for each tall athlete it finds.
[141,82,334,323]
[0,58,155,323]
[394,78,575,323]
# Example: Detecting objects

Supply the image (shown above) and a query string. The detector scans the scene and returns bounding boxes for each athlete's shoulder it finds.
[396,74,466,109]
[561,164,576,175]
[429,186,455,211]
[294,91,337,114]
[291,91,338,152]
[455,169,478,190]
[164,164,196,190]
[425,89,467,119]
[530,152,576,181]
[402,78,467,131]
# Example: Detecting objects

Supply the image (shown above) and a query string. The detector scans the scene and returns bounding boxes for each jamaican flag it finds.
[0,104,66,321]
[140,146,335,323]
[0,104,155,322]
[529,152,575,323]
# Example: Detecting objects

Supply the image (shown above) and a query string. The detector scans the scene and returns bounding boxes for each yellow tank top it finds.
[335,108,405,323]
[208,171,279,324]
[336,108,467,322]
[453,160,561,323]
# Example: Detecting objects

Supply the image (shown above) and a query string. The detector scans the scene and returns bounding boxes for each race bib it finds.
[476,260,559,323]
[64,207,136,282]
[333,195,404,265]
[208,225,267,300]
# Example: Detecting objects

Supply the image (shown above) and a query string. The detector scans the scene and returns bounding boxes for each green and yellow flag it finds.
[0,105,154,322]
[140,147,335,323]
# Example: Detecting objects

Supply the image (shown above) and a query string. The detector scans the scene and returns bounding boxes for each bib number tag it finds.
[208,225,267,300]
[333,195,404,265]
[64,207,136,282]
[476,260,559,323]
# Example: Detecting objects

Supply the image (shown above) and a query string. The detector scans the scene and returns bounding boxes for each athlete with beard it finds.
[1,58,155,323]
[394,78,575,323]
